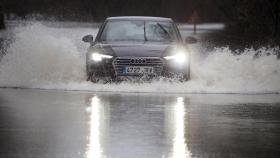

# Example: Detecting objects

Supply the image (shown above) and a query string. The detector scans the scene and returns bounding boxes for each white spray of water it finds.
[0,23,279,94]
[0,23,85,87]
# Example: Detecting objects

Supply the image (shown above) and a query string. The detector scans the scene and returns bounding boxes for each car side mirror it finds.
[185,36,197,44]
[82,35,94,43]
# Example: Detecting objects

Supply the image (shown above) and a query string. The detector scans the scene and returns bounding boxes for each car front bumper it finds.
[87,57,190,79]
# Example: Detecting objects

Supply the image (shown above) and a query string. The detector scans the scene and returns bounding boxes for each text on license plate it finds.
[124,66,154,74]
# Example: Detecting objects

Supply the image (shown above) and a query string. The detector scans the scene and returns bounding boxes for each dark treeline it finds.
[215,0,280,42]
[0,0,279,45]
[208,0,280,47]
[0,5,5,29]
[0,0,222,22]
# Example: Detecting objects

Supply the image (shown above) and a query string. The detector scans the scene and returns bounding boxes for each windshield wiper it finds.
[156,23,171,41]
[144,21,148,42]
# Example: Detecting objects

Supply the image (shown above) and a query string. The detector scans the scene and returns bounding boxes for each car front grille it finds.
[113,57,164,76]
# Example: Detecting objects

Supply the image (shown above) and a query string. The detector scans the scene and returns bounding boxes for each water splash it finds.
[0,23,279,94]
[0,23,85,87]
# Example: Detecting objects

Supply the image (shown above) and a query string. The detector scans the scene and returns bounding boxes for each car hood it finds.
[95,42,176,57]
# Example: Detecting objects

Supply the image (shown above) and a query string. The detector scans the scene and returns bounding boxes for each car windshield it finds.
[100,21,178,42]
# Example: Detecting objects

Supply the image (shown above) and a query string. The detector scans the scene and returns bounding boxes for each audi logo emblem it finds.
[130,58,146,64]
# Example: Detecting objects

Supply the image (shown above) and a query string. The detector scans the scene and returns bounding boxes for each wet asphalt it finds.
[0,88,280,158]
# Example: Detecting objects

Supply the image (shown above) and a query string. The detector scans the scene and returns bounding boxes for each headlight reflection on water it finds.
[86,96,105,158]
[171,97,192,158]
[84,95,191,158]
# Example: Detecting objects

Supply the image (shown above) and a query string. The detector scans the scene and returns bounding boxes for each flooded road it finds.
[0,88,280,158]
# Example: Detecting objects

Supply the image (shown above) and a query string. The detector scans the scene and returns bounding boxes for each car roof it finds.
[106,16,173,22]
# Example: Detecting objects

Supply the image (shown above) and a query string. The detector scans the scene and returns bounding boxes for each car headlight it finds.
[91,52,113,62]
[164,50,188,64]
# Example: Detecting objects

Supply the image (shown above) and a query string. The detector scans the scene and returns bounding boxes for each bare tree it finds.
[268,0,280,37]
[0,5,5,29]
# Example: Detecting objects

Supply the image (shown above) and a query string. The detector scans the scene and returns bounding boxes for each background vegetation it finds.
[0,0,279,46]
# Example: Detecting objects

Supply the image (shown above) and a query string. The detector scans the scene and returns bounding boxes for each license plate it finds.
[124,66,154,74]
